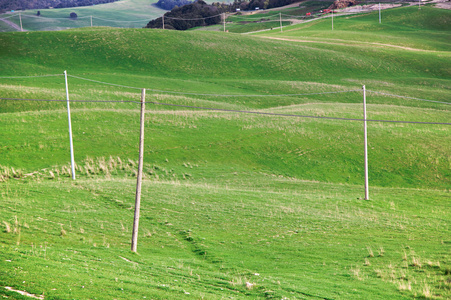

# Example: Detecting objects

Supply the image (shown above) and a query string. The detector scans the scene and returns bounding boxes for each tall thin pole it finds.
[19,13,23,31]
[280,12,282,32]
[332,10,334,31]
[64,70,76,180]
[162,15,165,29]
[131,88,146,253]
[363,85,369,200]
[90,15,92,27]
[379,3,381,24]
[223,13,225,32]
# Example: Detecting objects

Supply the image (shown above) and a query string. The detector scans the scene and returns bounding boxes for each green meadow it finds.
[0,0,166,31]
[0,4,450,299]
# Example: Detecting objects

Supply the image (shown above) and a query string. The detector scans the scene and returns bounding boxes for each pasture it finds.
[0,4,450,299]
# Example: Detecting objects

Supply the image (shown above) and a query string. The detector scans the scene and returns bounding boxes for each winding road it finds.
[0,16,24,31]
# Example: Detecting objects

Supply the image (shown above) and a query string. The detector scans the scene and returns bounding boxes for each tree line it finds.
[155,0,193,11]
[146,0,302,31]
[146,0,221,30]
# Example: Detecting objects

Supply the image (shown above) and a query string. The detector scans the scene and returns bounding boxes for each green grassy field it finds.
[0,0,166,31]
[0,4,450,299]
[193,1,333,33]
[253,5,451,51]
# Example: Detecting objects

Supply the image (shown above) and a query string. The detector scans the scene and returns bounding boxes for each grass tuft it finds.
[2,221,11,233]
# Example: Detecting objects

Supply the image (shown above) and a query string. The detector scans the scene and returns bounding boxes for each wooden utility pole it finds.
[332,10,334,31]
[131,88,146,252]
[19,13,23,31]
[64,70,76,180]
[379,3,381,24]
[363,85,369,200]
[279,12,282,32]
[162,15,165,29]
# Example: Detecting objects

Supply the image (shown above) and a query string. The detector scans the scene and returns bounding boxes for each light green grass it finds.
[0,174,450,299]
[0,0,166,31]
[253,6,451,51]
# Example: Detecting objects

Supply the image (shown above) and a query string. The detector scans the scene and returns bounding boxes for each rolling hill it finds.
[0,5,450,299]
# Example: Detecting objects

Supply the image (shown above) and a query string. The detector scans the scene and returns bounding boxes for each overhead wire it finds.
[67,74,361,97]
[164,14,222,21]
[0,97,140,104]
[1,97,449,126]
[148,101,451,125]
[367,90,451,105]
[2,74,449,105]
[0,74,64,78]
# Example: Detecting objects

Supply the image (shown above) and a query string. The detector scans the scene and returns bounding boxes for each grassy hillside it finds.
[1,176,449,299]
[0,5,450,299]
[0,0,166,31]
[253,5,451,51]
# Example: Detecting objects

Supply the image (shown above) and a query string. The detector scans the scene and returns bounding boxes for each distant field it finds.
[253,5,451,51]
[0,0,166,31]
[0,5,450,299]
[0,0,241,32]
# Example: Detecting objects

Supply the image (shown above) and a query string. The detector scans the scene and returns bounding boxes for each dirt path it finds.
[435,1,451,10]
[259,36,440,52]
[0,17,24,31]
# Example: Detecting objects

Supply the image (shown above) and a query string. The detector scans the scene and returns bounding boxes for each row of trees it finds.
[146,0,302,31]
[226,0,299,11]
[146,0,221,30]
[155,0,193,11]
[0,0,118,13]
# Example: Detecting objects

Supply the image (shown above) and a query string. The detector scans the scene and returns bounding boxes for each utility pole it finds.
[90,15,93,27]
[223,13,226,32]
[131,89,146,253]
[332,10,334,31]
[19,12,23,31]
[363,85,369,200]
[162,15,165,29]
[64,71,76,180]
[379,3,381,24]
[280,12,282,32]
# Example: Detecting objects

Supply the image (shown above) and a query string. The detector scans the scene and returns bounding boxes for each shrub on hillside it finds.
[146,0,221,30]
[156,0,193,10]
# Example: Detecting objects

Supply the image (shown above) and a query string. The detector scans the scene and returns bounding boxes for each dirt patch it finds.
[435,1,451,9]
[259,36,438,52]
[329,0,358,9]
[340,3,402,12]
[4,287,44,299]
[0,17,25,31]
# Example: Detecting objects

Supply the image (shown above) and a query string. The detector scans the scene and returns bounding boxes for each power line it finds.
[147,89,361,97]
[0,97,140,104]
[2,74,449,105]
[148,101,451,125]
[1,97,449,125]
[66,75,451,104]
[93,16,150,23]
[164,14,222,21]
[367,90,450,105]
[0,74,63,78]
[68,74,360,97]
[67,74,142,90]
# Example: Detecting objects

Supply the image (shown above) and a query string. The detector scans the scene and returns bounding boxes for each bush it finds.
[70,12,77,19]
